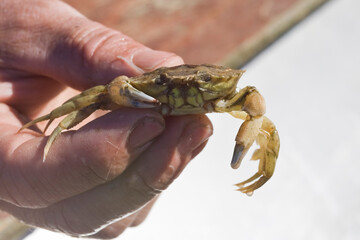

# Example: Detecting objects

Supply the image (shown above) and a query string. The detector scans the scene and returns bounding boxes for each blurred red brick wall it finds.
[63,0,327,65]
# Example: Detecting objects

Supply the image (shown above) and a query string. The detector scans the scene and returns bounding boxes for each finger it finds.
[0,115,213,236]
[88,216,136,239]
[130,196,158,227]
[0,0,184,91]
[88,198,158,239]
[0,107,164,208]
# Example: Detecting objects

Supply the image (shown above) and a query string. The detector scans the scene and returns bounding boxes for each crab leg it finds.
[215,86,280,194]
[43,104,98,161]
[18,86,107,161]
[62,85,106,105]
[18,86,106,133]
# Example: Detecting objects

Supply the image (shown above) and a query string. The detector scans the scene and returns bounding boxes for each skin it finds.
[0,0,213,238]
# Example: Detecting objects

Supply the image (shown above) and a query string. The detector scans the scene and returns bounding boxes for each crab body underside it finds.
[19,64,280,195]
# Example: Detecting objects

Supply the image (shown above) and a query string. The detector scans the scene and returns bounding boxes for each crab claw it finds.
[235,117,280,195]
[231,144,246,169]
[126,84,157,103]
[107,76,159,108]
[231,116,263,169]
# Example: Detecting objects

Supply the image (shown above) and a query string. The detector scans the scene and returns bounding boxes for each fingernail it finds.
[128,117,164,151]
[133,50,184,71]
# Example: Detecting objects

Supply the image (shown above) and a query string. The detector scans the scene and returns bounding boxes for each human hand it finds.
[0,0,213,238]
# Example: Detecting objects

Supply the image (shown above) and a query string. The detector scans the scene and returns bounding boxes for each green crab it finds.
[19,64,280,195]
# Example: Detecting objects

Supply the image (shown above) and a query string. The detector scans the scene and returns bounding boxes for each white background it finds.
[27,0,360,239]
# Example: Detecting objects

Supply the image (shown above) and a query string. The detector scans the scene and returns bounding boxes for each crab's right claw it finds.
[107,76,159,108]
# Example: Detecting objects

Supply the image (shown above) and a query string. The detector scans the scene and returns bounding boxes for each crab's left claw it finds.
[233,116,280,195]
[224,87,280,195]
[231,116,263,169]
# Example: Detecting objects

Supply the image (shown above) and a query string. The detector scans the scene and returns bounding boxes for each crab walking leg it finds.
[42,104,98,162]
[43,94,101,133]
[18,88,106,133]
[62,85,106,104]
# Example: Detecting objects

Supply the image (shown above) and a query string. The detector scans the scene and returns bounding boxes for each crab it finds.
[19,64,280,195]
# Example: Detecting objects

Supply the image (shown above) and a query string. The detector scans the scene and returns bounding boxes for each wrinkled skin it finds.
[0,0,212,238]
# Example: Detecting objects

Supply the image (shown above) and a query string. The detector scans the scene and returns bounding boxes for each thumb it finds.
[1,0,183,90]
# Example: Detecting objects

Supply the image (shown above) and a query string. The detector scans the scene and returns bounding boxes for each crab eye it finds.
[202,74,212,82]
[155,77,163,85]
[155,73,168,85]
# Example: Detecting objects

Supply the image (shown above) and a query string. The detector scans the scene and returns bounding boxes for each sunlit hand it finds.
[0,0,212,238]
